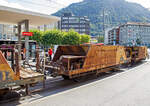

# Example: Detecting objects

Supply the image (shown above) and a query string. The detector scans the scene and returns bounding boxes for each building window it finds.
[0,33,2,39]
[62,17,68,19]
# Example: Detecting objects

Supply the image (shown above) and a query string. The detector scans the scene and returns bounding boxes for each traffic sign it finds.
[22,32,33,36]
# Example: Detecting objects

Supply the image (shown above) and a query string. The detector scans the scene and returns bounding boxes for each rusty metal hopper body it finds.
[51,45,127,78]
[0,50,44,91]
[135,46,148,61]
[52,45,89,62]
[125,46,148,62]
[0,51,19,82]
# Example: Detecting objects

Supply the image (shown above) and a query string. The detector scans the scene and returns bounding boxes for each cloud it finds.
[0,0,82,15]
[54,0,83,6]
[1,0,149,15]
[126,0,150,8]
[0,0,28,10]
[0,0,83,14]
[0,0,53,14]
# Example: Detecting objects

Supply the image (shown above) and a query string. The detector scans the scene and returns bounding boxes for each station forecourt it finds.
[0,5,60,65]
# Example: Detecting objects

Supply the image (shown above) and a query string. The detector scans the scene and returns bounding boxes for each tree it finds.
[62,29,81,45]
[29,29,43,44]
[80,34,91,44]
[41,29,63,46]
[136,38,141,45]
[97,36,104,43]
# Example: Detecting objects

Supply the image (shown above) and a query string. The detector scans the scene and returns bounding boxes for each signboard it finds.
[22,32,33,36]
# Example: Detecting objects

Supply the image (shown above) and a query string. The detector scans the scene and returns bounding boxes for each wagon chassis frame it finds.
[69,65,120,79]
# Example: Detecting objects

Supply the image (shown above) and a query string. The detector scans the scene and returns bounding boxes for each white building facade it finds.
[107,27,120,45]
[119,22,150,46]
[0,22,58,41]
[0,24,18,41]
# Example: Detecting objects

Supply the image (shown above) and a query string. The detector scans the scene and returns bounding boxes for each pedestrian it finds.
[48,48,53,61]
[22,48,26,60]
[21,51,24,60]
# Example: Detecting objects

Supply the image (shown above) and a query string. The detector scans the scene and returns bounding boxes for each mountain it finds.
[53,0,150,36]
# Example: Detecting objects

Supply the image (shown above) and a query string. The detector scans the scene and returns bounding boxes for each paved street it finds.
[1,1,150,106]
[12,60,149,106]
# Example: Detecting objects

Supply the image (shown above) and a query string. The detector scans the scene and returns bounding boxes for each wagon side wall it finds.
[83,45,126,69]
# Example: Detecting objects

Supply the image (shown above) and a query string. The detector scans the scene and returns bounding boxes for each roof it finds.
[0,5,60,26]
[120,22,150,27]
[127,22,150,26]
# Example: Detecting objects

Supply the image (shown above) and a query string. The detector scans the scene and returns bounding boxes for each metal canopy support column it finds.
[17,23,21,69]
[17,20,30,95]
[17,19,29,68]
[24,20,29,62]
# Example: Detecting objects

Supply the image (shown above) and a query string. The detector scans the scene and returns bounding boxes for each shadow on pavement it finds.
[2,60,148,106]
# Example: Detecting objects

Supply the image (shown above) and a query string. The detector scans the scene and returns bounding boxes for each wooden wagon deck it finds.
[0,50,44,90]
[20,67,43,79]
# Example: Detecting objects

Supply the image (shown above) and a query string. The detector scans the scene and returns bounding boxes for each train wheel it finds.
[0,88,9,96]
[72,78,80,82]
[0,90,20,101]
[62,75,70,80]
[131,60,135,66]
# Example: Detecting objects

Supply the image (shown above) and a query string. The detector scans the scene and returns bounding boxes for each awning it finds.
[0,5,60,26]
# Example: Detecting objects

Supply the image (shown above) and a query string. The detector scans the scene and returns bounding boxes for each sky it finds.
[126,0,150,8]
[0,0,83,14]
[0,0,150,14]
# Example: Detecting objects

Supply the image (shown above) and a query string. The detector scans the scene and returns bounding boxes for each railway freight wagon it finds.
[0,50,44,95]
[50,45,128,79]
[125,46,148,63]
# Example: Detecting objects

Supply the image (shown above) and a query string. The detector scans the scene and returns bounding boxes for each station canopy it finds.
[0,5,60,26]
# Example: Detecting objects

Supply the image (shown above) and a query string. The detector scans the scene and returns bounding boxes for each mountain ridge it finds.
[53,0,150,36]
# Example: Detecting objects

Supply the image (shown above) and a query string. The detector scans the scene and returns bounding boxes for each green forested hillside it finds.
[53,0,150,36]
